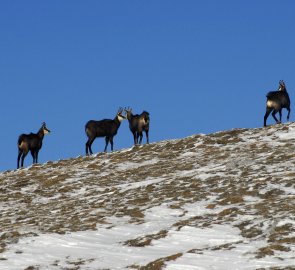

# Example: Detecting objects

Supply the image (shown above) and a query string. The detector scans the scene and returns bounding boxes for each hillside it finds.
[0,123,295,270]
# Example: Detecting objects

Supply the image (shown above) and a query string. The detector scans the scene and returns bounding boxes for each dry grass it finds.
[124,230,168,247]
[137,253,183,270]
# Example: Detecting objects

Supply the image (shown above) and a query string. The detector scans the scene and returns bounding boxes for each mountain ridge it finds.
[0,124,295,269]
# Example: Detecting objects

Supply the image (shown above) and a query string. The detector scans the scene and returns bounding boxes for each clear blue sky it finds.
[1,1,294,171]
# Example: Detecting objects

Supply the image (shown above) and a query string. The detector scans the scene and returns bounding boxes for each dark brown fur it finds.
[264,80,291,126]
[85,109,126,155]
[17,122,50,168]
[125,108,150,145]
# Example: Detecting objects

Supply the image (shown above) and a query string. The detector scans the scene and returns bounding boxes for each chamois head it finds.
[41,122,51,135]
[278,80,286,91]
[117,108,126,122]
[124,107,132,119]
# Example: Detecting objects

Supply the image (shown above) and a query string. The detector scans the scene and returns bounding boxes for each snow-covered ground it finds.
[0,123,295,269]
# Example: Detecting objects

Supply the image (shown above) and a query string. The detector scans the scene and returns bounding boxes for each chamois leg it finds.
[271,109,280,124]
[31,150,39,164]
[21,152,28,168]
[287,107,291,121]
[85,142,89,156]
[36,151,39,164]
[136,132,140,145]
[104,137,110,152]
[133,132,137,145]
[30,151,36,164]
[138,132,143,145]
[264,107,272,126]
[86,137,95,155]
[85,140,89,155]
[110,137,114,151]
[17,151,22,169]
[145,130,149,144]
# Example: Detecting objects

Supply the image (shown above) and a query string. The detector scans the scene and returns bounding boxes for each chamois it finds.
[85,108,126,155]
[124,107,150,145]
[17,122,51,169]
[264,80,291,126]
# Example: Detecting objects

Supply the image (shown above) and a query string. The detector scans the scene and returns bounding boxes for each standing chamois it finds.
[85,108,126,155]
[264,80,291,126]
[124,107,150,145]
[17,122,51,169]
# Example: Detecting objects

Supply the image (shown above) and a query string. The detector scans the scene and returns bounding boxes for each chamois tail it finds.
[143,111,150,125]
[18,135,25,147]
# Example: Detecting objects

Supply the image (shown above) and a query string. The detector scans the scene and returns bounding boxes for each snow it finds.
[1,205,293,270]
[0,207,252,270]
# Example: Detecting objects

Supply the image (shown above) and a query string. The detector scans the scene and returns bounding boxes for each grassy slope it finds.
[0,123,295,269]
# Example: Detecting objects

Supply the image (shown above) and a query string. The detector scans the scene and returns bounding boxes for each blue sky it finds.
[0,1,294,171]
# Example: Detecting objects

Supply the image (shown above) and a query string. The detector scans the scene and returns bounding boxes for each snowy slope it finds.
[0,123,295,270]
